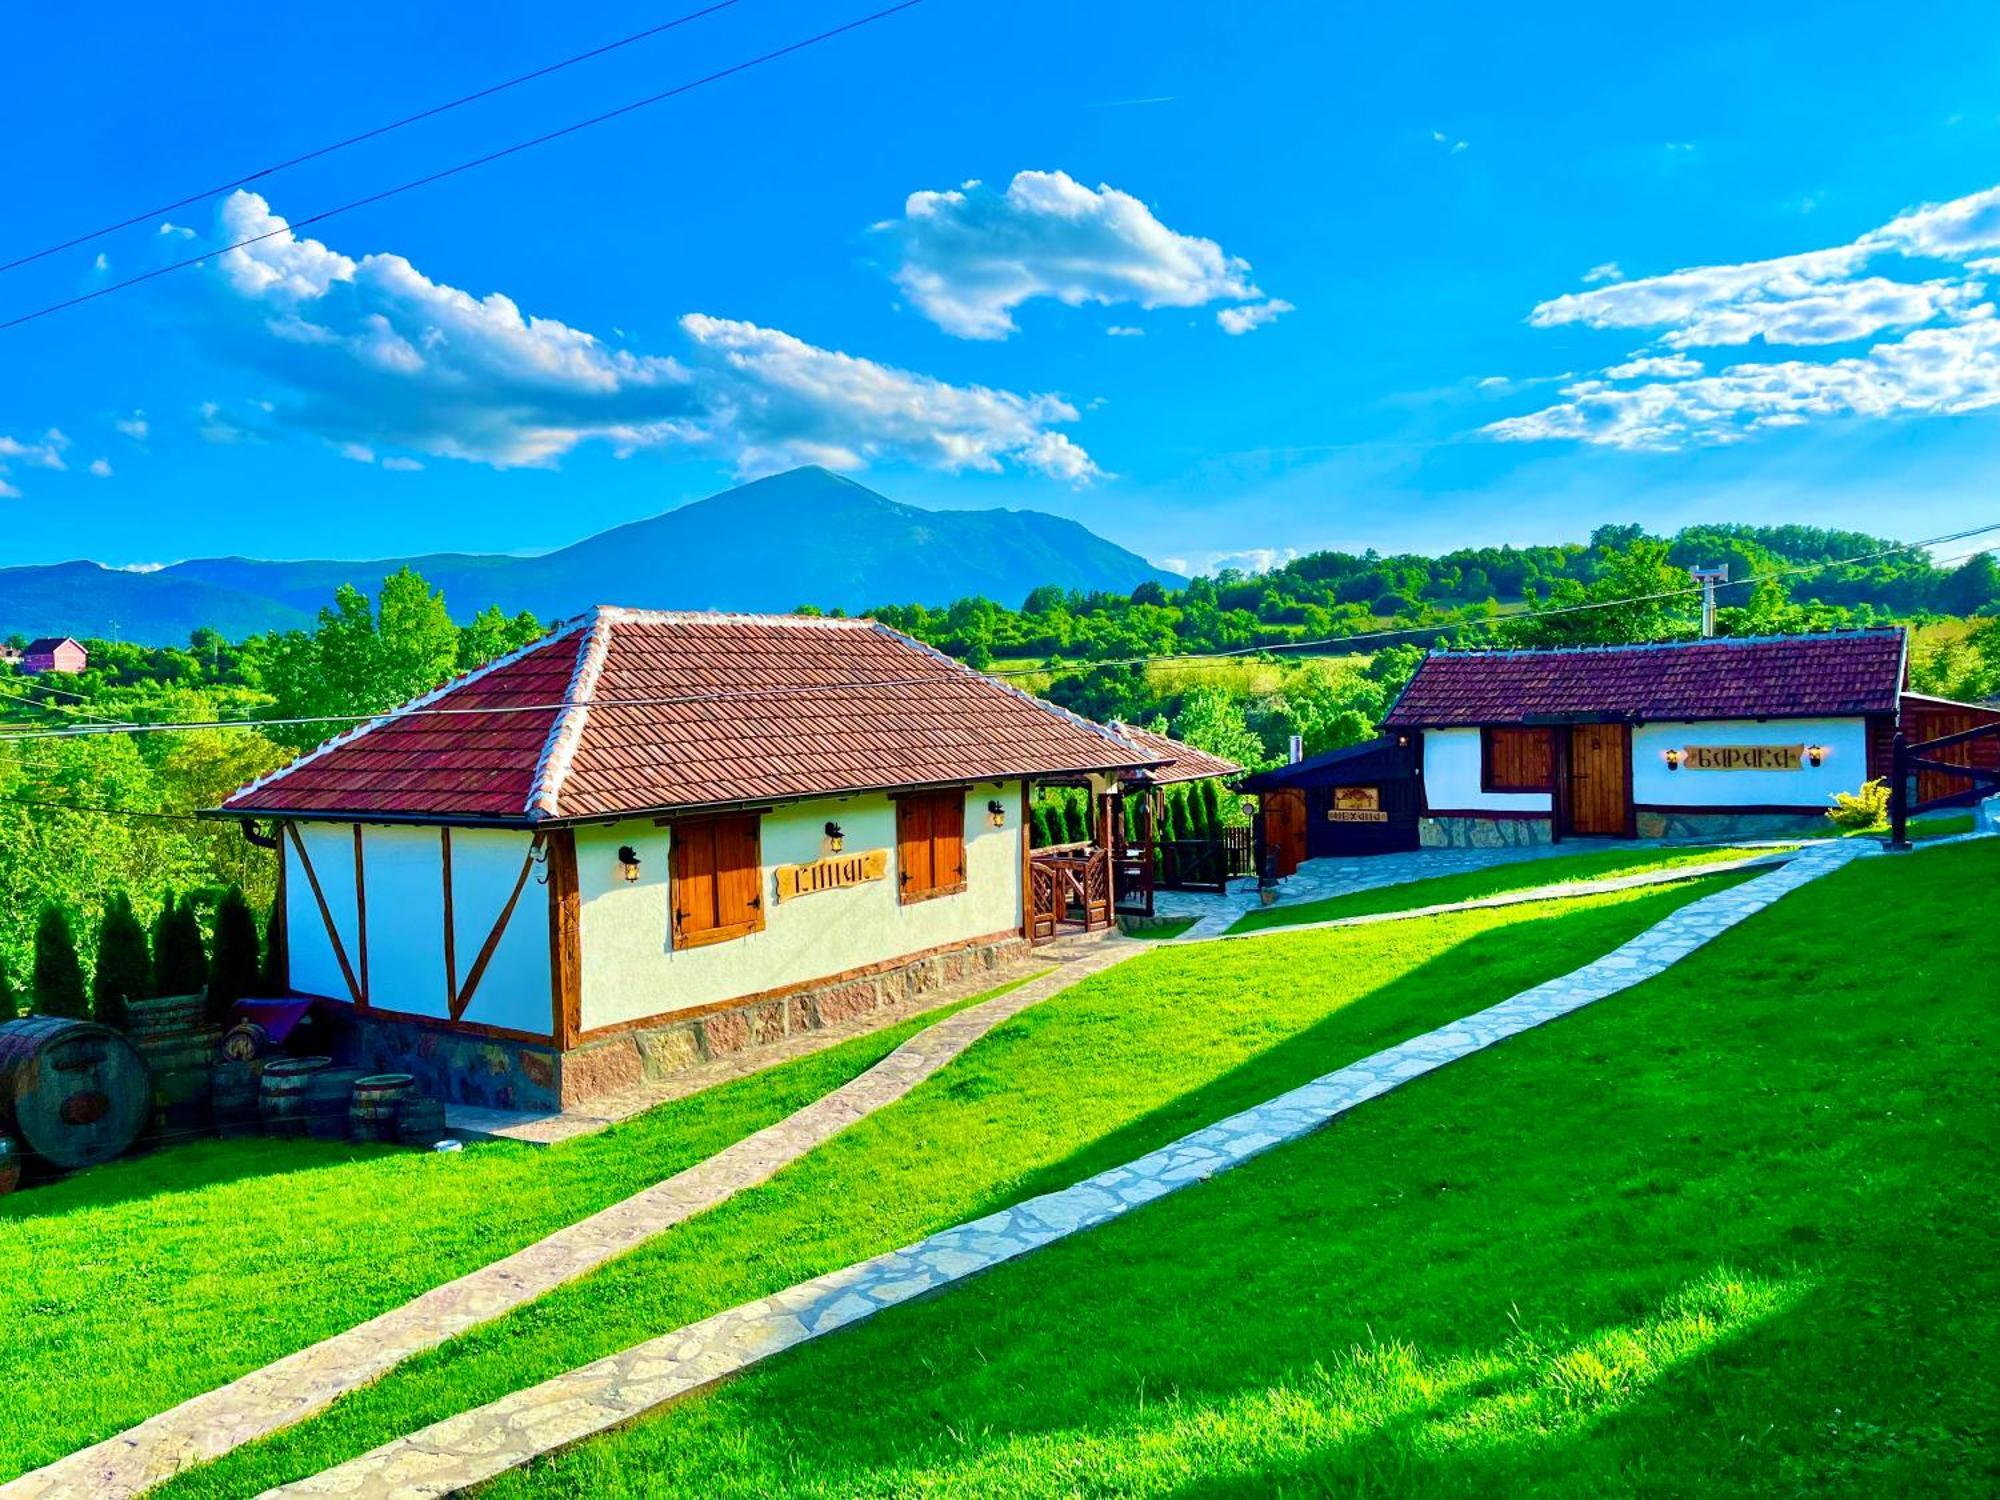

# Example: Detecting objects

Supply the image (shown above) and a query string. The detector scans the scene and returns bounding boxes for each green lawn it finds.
[1229,841,1790,933]
[1121,915,1197,940]
[154,877,1740,1497]
[0,978,1032,1481]
[1840,812,1978,841]
[479,839,1999,1499]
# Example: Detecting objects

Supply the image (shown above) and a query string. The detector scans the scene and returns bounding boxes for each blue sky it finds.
[4,0,2000,577]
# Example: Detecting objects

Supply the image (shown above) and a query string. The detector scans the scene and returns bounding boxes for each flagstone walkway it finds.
[264,839,1869,1499]
[1,937,1142,1500]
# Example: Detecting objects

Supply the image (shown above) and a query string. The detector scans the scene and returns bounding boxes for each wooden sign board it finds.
[774,849,888,902]
[1328,785,1388,822]
[1681,744,1805,771]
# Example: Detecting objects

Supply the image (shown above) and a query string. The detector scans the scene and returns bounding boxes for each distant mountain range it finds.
[0,468,1183,645]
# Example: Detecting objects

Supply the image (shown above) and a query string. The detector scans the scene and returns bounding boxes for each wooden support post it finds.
[1888,731,1912,852]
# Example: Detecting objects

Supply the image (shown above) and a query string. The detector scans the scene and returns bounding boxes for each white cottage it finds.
[217,609,1158,1111]
[1379,630,1917,846]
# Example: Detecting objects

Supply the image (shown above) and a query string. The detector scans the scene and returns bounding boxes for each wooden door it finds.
[1264,789,1307,876]
[1565,724,1631,837]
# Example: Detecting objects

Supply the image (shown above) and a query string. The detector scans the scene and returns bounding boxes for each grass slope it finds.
[0,980,1030,1480]
[154,878,1739,1497]
[483,841,1999,1499]
[1229,841,1788,933]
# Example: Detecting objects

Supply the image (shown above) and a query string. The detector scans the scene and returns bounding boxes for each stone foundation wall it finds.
[1634,809,1829,841]
[557,934,1032,1107]
[333,1011,562,1114]
[1419,815,1554,849]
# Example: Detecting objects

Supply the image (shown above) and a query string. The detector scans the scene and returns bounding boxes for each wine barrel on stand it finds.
[0,1017,150,1171]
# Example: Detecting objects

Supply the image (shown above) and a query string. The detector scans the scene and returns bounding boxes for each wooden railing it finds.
[1889,723,2000,849]
[1030,849,1115,940]
[1156,828,1256,893]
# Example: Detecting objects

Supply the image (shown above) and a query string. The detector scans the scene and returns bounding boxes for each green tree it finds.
[208,885,262,1018]
[457,605,547,671]
[32,905,88,1019]
[0,960,16,1021]
[151,894,208,997]
[1506,539,1698,647]
[1173,687,1268,770]
[91,891,150,1032]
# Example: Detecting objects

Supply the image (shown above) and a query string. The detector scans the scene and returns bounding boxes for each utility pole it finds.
[1689,565,1728,638]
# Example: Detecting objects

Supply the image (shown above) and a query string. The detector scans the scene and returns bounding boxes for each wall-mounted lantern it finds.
[616,845,643,883]
[1806,744,1827,768]
[824,821,845,853]
[986,799,1007,828]
[1664,748,1684,771]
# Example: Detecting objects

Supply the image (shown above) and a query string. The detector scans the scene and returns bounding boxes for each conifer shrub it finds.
[261,895,287,993]
[0,961,17,1021]
[91,891,151,1033]
[208,885,262,1021]
[151,894,209,998]
[32,905,89,1020]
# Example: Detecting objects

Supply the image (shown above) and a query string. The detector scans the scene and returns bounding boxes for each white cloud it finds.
[1105,325,1145,337]
[1582,262,1624,284]
[678,314,1102,481]
[1492,177,2000,449]
[381,456,425,472]
[197,400,252,445]
[1431,130,1469,154]
[0,430,68,499]
[194,192,1100,483]
[875,169,1276,339]
[87,458,113,478]
[336,442,377,464]
[1216,298,1294,335]
[1603,354,1704,379]
[93,253,110,272]
[159,221,196,240]
[1210,546,1298,575]
[113,410,149,441]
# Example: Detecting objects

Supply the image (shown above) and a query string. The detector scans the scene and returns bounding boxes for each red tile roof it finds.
[1382,630,1907,728]
[222,610,1160,823]
[1107,723,1243,784]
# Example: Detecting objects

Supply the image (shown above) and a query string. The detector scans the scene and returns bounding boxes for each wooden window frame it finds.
[896,789,968,905]
[668,812,767,951]
[1481,726,1556,793]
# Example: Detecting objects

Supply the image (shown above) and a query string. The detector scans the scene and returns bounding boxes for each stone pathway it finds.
[1,937,1142,1500]
[449,940,1093,1145]
[1154,837,1820,940]
[1192,846,1802,945]
[264,839,1868,1499]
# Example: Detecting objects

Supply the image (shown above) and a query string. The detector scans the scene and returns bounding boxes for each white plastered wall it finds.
[575,781,1025,1033]
[283,821,551,1038]
[1421,727,1553,813]
[1631,718,1866,807]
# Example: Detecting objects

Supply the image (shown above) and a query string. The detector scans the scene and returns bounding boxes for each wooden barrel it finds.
[260,1056,331,1137]
[133,1027,223,1138]
[125,993,208,1038]
[0,1133,20,1195]
[220,1021,277,1062]
[0,1017,150,1170]
[349,1073,415,1143]
[394,1096,449,1148]
[303,1067,366,1141]
[211,1060,263,1138]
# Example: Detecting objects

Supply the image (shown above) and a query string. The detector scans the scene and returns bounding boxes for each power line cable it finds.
[0,0,928,333]
[0,0,748,277]
[0,521,1989,747]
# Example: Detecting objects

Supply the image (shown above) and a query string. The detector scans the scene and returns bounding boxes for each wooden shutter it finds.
[932,795,966,896]
[1484,727,1554,791]
[897,795,934,901]
[672,815,764,949]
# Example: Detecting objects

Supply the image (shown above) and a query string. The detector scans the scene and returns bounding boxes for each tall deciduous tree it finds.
[32,905,88,1020]
[91,891,150,1032]
[208,885,262,1019]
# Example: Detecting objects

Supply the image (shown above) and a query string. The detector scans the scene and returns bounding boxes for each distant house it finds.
[20,637,86,675]
[0,644,20,668]
[213,608,1162,1112]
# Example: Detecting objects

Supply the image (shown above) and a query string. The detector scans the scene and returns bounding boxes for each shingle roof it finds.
[1107,723,1243,784]
[221,609,1159,823]
[22,637,81,655]
[1381,630,1907,729]
[1237,735,1413,791]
